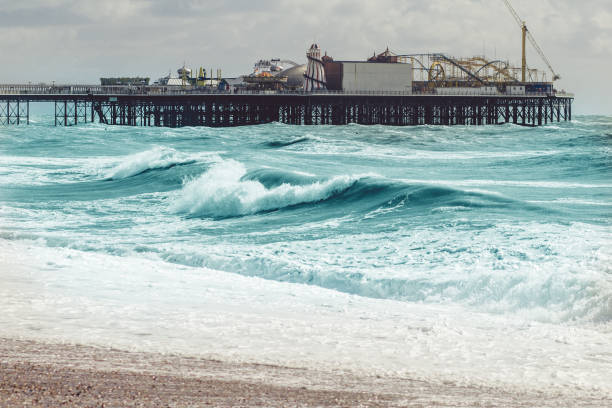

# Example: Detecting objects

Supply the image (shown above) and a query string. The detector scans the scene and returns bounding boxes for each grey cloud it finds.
[0,6,90,27]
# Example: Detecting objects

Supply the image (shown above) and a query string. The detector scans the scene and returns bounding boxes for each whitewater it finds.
[1,107,611,398]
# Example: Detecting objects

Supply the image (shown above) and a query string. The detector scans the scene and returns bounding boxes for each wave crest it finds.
[264,136,310,148]
[172,160,358,218]
[105,146,195,180]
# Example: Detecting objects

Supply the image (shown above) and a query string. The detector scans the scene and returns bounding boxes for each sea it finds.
[1,105,611,395]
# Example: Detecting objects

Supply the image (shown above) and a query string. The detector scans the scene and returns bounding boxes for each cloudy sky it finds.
[1,0,610,114]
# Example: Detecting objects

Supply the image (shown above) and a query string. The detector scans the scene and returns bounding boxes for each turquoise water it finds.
[1,109,611,391]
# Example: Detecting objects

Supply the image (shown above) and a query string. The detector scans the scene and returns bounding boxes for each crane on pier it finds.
[502,0,560,82]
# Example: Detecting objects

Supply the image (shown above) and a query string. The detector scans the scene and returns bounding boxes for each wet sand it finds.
[1,337,609,407]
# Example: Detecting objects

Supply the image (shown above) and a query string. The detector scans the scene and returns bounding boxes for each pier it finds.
[0,86,572,128]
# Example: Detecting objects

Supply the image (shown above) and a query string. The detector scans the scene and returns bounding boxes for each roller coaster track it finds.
[399,54,486,85]
[473,59,517,82]
[434,54,486,85]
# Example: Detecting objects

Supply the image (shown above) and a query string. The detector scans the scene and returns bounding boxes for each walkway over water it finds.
[0,85,573,127]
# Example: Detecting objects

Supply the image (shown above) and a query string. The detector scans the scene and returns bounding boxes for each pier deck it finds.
[0,87,573,127]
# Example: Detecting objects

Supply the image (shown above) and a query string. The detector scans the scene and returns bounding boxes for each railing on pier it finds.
[0,83,573,98]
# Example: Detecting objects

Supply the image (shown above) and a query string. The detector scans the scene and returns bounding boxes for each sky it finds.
[1,0,610,114]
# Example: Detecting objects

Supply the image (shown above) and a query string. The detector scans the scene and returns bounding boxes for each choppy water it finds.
[1,107,611,393]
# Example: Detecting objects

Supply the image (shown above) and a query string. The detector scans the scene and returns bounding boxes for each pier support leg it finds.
[538,100,542,126]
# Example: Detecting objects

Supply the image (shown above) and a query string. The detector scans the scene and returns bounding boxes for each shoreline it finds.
[2,337,609,407]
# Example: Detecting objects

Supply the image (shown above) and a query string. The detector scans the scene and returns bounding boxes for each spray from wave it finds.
[171,160,358,218]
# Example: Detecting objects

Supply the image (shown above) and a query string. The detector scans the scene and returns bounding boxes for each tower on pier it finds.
[304,44,327,91]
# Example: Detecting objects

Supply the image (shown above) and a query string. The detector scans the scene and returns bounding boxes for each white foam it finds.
[0,155,112,185]
[0,149,219,185]
[172,159,357,217]
[529,198,612,206]
[398,178,612,189]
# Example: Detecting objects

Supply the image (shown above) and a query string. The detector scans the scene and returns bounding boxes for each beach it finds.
[3,337,611,407]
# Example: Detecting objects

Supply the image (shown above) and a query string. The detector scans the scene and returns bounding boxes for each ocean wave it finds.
[240,168,319,189]
[171,160,359,218]
[264,136,311,148]
[159,250,612,325]
[170,159,545,220]
[158,224,612,324]
[105,146,196,180]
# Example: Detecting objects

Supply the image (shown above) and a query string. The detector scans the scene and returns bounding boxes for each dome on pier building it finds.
[279,64,307,89]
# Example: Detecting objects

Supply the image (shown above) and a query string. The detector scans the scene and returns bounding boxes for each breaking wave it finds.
[170,158,548,221]
[105,146,195,180]
[161,244,612,324]
[172,160,359,218]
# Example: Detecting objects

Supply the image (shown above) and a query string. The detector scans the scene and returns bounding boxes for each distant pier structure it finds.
[0,45,573,128]
[0,87,573,128]
[0,4,576,128]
